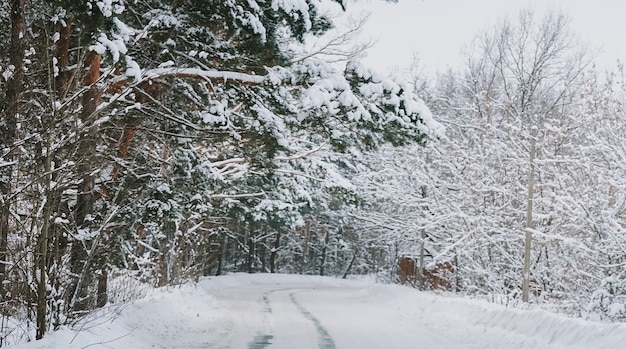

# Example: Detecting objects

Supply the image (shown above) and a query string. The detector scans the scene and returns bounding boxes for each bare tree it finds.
[291,12,374,64]
[466,9,590,123]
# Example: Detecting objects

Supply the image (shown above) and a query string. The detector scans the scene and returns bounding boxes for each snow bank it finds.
[11,283,221,349]
[475,305,626,348]
[11,273,626,349]
[374,283,626,349]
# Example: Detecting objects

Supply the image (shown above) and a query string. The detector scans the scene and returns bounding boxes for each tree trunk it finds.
[270,231,280,273]
[260,236,266,272]
[417,230,425,290]
[522,126,538,302]
[69,51,102,314]
[0,0,25,300]
[96,269,108,308]
[341,251,357,279]
[247,228,255,273]
[216,234,226,276]
[319,229,329,276]
[36,155,53,340]
[453,254,460,292]
[53,19,72,97]
[302,220,311,263]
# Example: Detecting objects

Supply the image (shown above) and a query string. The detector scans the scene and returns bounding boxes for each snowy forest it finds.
[1,0,626,345]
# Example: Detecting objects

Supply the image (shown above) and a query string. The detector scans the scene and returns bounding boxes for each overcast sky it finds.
[343,0,626,75]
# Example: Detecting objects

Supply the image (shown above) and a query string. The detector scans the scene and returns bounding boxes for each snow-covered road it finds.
[11,273,626,349]
[205,275,577,349]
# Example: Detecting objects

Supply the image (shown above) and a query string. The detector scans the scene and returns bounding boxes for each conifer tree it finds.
[0,0,438,341]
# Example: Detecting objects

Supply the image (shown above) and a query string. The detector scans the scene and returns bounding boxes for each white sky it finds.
[343,0,626,75]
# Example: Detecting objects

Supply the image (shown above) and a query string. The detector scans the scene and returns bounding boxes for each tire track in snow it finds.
[247,287,337,349]
[289,292,337,349]
[247,292,274,349]
[248,334,273,349]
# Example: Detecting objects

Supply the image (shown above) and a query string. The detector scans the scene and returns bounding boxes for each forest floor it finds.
[9,273,626,349]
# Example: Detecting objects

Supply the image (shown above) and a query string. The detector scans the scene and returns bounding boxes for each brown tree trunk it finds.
[96,269,108,308]
[0,0,25,301]
[69,51,102,314]
[54,19,72,97]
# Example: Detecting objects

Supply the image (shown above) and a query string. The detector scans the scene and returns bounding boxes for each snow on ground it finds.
[10,273,626,349]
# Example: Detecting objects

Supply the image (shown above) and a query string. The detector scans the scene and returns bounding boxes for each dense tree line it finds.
[3,1,626,345]
[0,0,438,344]
[353,9,626,322]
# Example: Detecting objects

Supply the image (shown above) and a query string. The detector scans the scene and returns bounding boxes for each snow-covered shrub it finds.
[588,277,626,321]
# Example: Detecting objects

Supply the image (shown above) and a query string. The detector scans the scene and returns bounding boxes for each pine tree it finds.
[0,0,437,341]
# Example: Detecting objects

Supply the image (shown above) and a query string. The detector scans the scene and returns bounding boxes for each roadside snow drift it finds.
[10,273,626,349]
